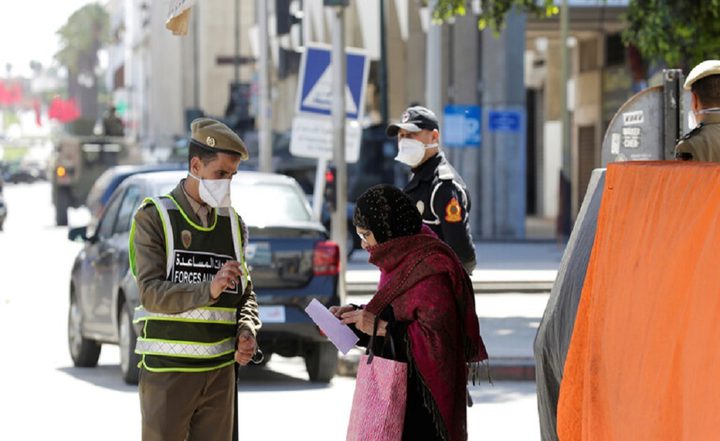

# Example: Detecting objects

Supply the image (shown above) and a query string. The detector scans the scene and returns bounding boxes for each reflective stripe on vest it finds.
[135,337,236,358]
[133,306,236,325]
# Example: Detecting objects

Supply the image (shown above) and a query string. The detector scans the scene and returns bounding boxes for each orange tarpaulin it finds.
[557,161,720,441]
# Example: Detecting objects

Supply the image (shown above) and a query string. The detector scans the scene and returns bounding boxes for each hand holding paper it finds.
[304,299,359,354]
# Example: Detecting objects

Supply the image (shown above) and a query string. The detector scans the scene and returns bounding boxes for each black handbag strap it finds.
[365,313,397,364]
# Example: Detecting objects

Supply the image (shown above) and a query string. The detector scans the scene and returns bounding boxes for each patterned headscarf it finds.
[353,184,422,244]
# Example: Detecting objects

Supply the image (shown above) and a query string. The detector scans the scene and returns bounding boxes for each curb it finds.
[337,352,536,382]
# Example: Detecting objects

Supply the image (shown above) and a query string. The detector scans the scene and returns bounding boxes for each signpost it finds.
[290,44,369,161]
[443,104,481,148]
[290,43,369,220]
[488,110,522,133]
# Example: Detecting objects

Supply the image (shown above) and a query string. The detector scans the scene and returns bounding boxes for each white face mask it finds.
[395,138,438,167]
[689,107,720,129]
[189,173,232,208]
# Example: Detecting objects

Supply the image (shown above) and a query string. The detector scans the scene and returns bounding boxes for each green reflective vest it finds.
[129,195,250,372]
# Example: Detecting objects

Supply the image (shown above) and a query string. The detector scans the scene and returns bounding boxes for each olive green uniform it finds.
[675,113,720,162]
[132,181,260,441]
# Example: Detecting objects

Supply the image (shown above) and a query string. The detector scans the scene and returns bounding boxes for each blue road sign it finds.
[296,44,369,121]
[488,110,523,133]
[443,104,481,148]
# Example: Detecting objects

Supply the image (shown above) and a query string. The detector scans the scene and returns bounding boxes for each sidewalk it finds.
[339,239,565,381]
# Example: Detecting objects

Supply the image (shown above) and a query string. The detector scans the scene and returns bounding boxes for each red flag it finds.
[48,97,80,123]
[7,83,22,104]
[33,99,42,126]
[0,81,8,106]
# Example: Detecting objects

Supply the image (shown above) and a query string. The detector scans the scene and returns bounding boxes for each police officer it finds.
[387,106,477,274]
[130,118,261,441]
[676,60,720,161]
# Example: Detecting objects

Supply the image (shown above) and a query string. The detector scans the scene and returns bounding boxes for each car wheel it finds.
[68,292,101,367]
[55,187,70,226]
[119,300,140,384]
[305,342,338,383]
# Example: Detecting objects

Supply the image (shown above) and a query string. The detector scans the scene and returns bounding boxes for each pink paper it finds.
[304,299,359,354]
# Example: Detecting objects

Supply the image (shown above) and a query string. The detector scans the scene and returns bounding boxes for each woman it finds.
[332,184,488,441]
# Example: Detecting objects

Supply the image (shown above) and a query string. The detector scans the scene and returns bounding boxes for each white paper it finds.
[304,299,359,355]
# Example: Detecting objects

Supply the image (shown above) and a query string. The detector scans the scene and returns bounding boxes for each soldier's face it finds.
[191,153,242,181]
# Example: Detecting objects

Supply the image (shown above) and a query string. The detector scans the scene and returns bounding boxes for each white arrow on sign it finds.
[301,67,358,115]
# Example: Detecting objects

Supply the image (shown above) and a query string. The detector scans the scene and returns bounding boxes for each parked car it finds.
[84,162,185,231]
[67,170,341,384]
[0,178,6,230]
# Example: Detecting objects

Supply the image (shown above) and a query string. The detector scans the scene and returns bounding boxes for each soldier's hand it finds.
[210,261,243,299]
[235,330,257,366]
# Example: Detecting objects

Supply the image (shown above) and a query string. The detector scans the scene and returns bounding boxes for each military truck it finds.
[50,135,142,226]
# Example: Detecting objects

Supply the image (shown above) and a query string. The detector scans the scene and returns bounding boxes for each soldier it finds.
[130,118,261,441]
[102,105,124,137]
[387,106,477,274]
[676,60,720,161]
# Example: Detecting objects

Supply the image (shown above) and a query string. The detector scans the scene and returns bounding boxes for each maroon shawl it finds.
[365,230,488,441]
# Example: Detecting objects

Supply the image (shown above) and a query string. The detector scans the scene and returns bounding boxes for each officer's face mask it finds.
[688,111,698,130]
[689,107,720,130]
[189,173,232,208]
[395,138,438,168]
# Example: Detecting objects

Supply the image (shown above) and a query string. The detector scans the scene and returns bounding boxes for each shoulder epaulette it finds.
[437,163,454,180]
[678,122,705,142]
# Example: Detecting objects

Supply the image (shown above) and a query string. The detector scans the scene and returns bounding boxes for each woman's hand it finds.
[329,304,356,319]
[341,309,387,336]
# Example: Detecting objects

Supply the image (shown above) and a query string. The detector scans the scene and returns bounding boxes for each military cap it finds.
[189,117,249,160]
[386,106,440,137]
[684,60,720,90]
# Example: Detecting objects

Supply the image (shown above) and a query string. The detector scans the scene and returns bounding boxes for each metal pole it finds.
[234,0,240,83]
[330,5,347,304]
[312,158,328,222]
[257,0,272,173]
[426,0,442,114]
[379,0,389,124]
[559,0,572,235]
[193,7,199,108]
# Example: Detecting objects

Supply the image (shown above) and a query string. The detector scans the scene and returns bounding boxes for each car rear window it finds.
[232,182,312,225]
[153,180,312,225]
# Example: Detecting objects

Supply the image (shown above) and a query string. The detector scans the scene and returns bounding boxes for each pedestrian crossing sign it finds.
[295,44,369,121]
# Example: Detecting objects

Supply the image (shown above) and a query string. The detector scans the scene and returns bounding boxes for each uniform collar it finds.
[405,153,444,192]
[702,112,720,125]
[173,179,213,226]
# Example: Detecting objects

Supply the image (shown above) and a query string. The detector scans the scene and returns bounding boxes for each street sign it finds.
[295,44,369,121]
[443,104,481,148]
[290,115,362,163]
[488,110,522,133]
[291,44,369,162]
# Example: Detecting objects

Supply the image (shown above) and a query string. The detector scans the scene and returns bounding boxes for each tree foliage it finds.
[55,3,110,75]
[622,0,720,70]
[434,0,720,70]
[431,0,558,31]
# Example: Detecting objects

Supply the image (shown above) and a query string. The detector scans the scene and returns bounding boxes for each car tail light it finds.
[313,241,340,275]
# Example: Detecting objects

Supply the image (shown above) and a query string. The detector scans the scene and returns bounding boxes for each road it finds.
[0,182,541,440]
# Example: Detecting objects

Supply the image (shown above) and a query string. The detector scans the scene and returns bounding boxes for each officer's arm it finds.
[236,215,261,337]
[432,182,477,273]
[131,205,214,314]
